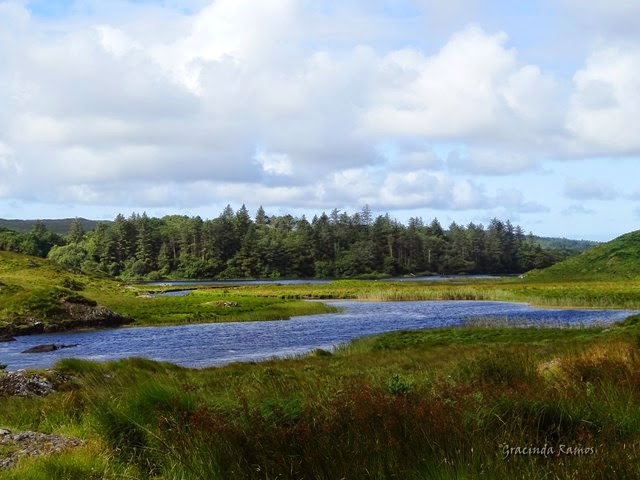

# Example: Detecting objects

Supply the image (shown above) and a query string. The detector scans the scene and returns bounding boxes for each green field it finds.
[1,317,640,479]
[0,251,338,336]
[2,246,640,478]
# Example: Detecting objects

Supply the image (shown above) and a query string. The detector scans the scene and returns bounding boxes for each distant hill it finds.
[526,230,640,281]
[532,236,598,253]
[0,218,108,235]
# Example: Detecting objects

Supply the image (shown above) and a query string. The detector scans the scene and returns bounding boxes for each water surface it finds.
[1,300,634,371]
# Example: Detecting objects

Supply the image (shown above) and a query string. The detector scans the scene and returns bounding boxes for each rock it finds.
[0,336,16,343]
[13,432,36,442]
[0,429,84,470]
[0,372,55,397]
[21,344,78,354]
[0,300,134,338]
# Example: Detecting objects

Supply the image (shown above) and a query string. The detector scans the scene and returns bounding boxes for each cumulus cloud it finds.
[0,141,20,197]
[378,170,487,210]
[492,190,549,213]
[254,151,294,177]
[0,0,637,233]
[359,25,561,144]
[558,0,640,38]
[447,148,539,175]
[564,178,618,200]
[566,44,640,155]
[562,204,596,216]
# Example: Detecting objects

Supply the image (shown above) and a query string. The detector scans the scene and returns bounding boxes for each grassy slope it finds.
[3,249,640,337]
[0,251,337,334]
[1,320,640,479]
[527,229,640,281]
[3,244,640,477]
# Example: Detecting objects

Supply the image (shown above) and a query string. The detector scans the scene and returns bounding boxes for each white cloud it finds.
[377,170,488,210]
[564,178,618,200]
[448,148,539,175]
[360,25,561,144]
[255,151,294,176]
[558,0,640,38]
[492,189,549,213]
[0,0,637,237]
[0,141,20,197]
[566,44,640,155]
[152,0,296,93]
[563,204,596,215]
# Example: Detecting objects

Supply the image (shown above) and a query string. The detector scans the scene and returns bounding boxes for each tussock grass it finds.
[3,249,640,338]
[3,319,640,479]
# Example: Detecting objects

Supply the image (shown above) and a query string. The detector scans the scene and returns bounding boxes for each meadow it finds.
[1,315,640,479]
[3,250,640,478]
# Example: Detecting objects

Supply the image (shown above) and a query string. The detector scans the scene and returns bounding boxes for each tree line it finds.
[0,206,567,279]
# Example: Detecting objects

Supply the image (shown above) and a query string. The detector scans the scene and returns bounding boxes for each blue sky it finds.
[1,0,639,240]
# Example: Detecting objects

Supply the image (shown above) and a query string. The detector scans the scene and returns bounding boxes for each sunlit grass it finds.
[2,319,640,479]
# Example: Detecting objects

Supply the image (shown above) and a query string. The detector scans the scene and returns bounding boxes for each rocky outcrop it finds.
[0,299,133,338]
[21,344,78,354]
[0,371,56,397]
[0,428,85,469]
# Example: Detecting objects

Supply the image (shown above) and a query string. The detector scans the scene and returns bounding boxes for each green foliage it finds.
[459,349,538,387]
[3,208,575,279]
[5,322,640,479]
[387,373,413,395]
[0,449,114,480]
[528,229,640,281]
[61,278,85,291]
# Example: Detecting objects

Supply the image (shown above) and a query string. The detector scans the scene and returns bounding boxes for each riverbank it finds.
[1,317,640,479]
[3,250,640,340]
[4,300,634,372]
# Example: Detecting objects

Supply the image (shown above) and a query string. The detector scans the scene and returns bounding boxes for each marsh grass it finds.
[3,249,640,336]
[3,320,640,479]
[4,251,640,477]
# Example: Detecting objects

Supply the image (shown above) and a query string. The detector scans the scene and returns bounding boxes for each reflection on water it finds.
[1,300,635,371]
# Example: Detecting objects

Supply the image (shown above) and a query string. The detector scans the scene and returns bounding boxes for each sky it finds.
[1,0,639,241]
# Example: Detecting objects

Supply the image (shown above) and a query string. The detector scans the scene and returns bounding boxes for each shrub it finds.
[387,373,413,395]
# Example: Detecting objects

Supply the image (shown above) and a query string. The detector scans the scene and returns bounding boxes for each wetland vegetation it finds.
[2,318,640,479]
[1,220,640,478]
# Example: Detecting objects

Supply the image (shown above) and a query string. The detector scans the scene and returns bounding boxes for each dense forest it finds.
[0,206,574,280]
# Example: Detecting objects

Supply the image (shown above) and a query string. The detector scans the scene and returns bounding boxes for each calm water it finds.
[144,275,502,287]
[144,279,331,287]
[1,300,635,371]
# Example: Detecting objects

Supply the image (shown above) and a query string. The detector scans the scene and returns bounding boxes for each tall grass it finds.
[3,322,640,479]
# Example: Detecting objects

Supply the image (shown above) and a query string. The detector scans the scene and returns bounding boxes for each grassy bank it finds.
[2,318,640,479]
[3,250,640,337]
[0,251,338,335]
[219,278,640,309]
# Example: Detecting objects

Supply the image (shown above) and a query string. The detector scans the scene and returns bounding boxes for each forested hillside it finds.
[0,206,572,280]
[0,218,105,235]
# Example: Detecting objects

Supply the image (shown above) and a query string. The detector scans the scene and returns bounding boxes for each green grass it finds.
[4,244,640,477]
[0,251,339,334]
[527,229,640,281]
[216,277,640,309]
[3,250,640,338]
[2,320,640,479]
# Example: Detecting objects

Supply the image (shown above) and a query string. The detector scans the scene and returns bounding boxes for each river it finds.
[1,300,635,371]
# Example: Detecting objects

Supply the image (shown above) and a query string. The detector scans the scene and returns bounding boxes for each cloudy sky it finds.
[1,0,639,240]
